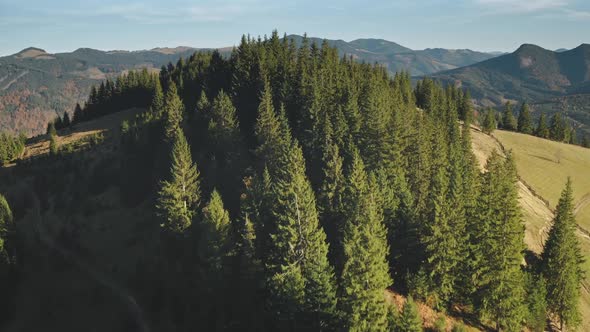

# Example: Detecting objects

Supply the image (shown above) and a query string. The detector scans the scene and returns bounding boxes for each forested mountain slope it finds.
[0,31,584,332]
[0,46,208,135]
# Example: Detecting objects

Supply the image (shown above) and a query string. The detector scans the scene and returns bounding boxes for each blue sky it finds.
[1,0,589,56]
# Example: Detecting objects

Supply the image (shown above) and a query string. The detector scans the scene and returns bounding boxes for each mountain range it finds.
[431,43,590,137]
[0,46,206,135]
[1,35,589,136]
[0,35,500,135]
[432,43,590,106]
[284,35,499,76]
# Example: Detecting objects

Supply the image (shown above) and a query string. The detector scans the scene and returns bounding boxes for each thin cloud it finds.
[24,2,259,24]
[561,8,590,20]
[475,0,568,13]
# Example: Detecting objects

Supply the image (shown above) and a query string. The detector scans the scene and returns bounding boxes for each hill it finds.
[432,43,590,137]
[471,128,590,328]
[0,46,215,136]
[433,43,590,105]
[285,34,498,77]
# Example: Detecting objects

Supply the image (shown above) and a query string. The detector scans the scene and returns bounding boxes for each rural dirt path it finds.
[574,193,590,216]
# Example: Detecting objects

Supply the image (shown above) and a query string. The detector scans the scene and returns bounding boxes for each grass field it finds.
[494,130,590,232]
[472,128,590,328]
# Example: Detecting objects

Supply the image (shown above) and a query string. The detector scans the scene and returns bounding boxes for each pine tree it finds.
[62,111,71,128]
[536,113,550,138]
[150,78,164,114]
[524,272,548,332]
[481,108,496,134]
[49,134,58,156]
[502,102,517,131]
[517,102,533,134]
[317,129,346,274]
[198,189,232,329]
[208,90,240,158]
[458,90,473,124]
[156,130,200,233]
[196,90,211,116]
[398,296,423,332]
[423,127,466,306]
[582,135,590,148]
[163,82,185,141]
[0,194,15,265]
[200,189,231,274]
[254,82,291,176]
[264,139,337,330]
[473,152,525,331]
[47,121,56,136]
[340,150,391,332]
[73,103,84,124]
[542,178,584,330]
[549,113,566,142]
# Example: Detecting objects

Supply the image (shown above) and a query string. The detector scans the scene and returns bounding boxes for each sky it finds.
[1,0,589,56]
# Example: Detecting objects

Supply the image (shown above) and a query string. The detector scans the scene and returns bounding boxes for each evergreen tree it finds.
[163,82,185,141]
[49,134,58,156]
[317,129,346,274]
[423,126,467,306]
[501,102,517,131]
[200,189,232,274]
[47,121,56,136]
[542,178,584,330]
[473,152,525,331]
[398,296,423,332]
[549,113,566,142]
[198,189,232,329]
[62,111,71,128]
[517,102,533,134]
[73,103,83,124]
[208,90,241,158]
[156,130,200,233]
[254,82,291,176]
[151,78,164,114]
[536,113,550,138]
[582,135,590,148]
[340,150,391,332]
[264,139,337,330]
[0,194,15,265]
[458,90,473,124]
[481,108,496,134]
[524,272,548,332]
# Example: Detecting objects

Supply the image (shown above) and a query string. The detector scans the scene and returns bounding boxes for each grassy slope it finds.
[494,130,590,232]
[471,128,590,328]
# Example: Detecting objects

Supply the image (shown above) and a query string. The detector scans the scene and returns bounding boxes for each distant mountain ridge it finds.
[285,34,499,76]
[431,43,590,137]
[0,36,502,135]
[432,43,590,105]
[0,46,212,135]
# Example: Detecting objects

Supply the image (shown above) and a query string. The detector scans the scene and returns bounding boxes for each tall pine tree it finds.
[339,149,392,331]
[157,130,200,233]
[542,178,584,330]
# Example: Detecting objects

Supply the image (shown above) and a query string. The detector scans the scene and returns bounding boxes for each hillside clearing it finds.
[16,108,145,162]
